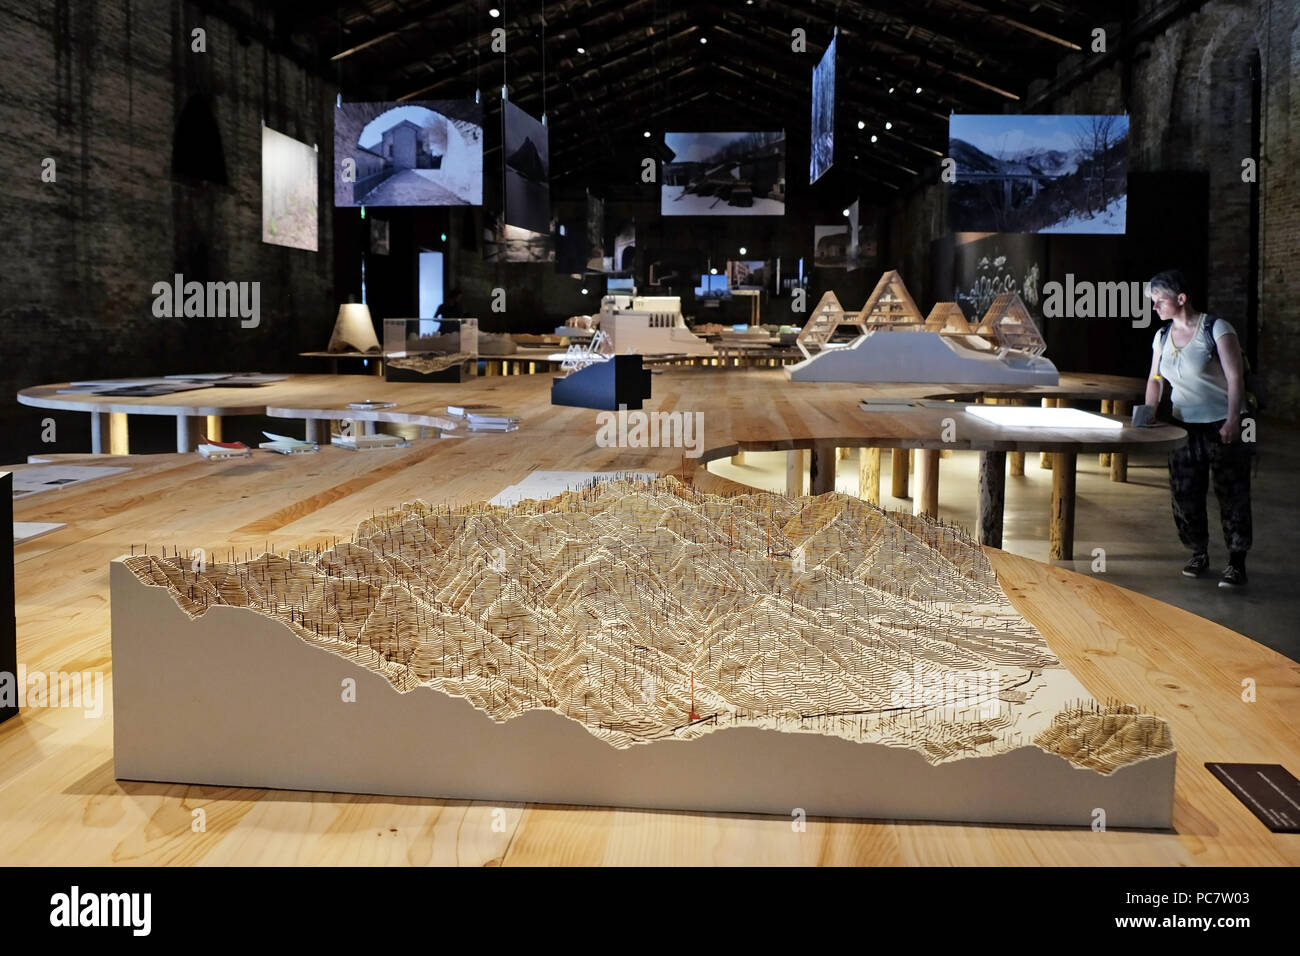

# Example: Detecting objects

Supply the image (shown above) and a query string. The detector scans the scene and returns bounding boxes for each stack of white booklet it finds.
[446,405,520,432]
[258,432,320,454]
[330,433,411,450]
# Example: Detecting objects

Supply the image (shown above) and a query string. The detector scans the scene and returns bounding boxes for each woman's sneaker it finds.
[1218,565,1248,588]
[1182,553,1209,577]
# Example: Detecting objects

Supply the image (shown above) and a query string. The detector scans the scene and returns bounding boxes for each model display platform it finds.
[384,317,479,382]
[599,296,716,356]
[112,479,1173,827]
[551,354,652,411]
[788,275,1058,385]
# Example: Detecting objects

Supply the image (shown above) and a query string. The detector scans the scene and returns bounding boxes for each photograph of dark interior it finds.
[504,100,551,235]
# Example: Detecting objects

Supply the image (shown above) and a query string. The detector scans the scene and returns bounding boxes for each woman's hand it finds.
[1219,417,1239,444]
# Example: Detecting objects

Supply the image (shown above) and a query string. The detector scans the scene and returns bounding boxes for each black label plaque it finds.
[1206,762,1300,833]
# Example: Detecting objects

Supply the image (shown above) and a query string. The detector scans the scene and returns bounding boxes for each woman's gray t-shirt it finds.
[1151,314,1237,423]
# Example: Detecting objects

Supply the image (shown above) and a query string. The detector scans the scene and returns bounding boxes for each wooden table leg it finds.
[109,413,129,455]
[785,450,807,496]
[1040,398,1058,468]
[1098,400,1112,467]
[810,444,836,495]
[890,448,909,499]
[859,447,880,505]
[978,451,1006,548]
[1110,401,1130,481]
[1007,399,1025,476]
[205,415,223,443]
[1050,451,1078,561]
[914,449,939,516]
[730,450,745,466]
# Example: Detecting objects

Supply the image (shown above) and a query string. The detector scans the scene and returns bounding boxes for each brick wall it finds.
[0,1,335,461]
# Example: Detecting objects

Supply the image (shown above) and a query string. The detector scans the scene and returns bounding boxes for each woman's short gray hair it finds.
[1149,269,1191,302]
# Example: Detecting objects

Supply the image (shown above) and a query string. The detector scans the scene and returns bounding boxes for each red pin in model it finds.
[689,672,701,723]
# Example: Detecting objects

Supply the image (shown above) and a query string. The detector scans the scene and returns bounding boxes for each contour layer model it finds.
[112,478,1173,826]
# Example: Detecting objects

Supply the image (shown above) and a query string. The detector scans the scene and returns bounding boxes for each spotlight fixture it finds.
[871,135,878,143]
[915,86,923,94]
[885,121,893,130]
[710,267,718,275]
[739,246,747,255]
[489,7,500,17]
[580,287,588,295]
[700,36,708,44]
[643,130,651,138]
[857,120,865,130]
[576,46,585,53]
[842,208,849,217]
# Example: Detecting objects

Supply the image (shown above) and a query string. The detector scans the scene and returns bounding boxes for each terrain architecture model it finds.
[112,478,1175,826]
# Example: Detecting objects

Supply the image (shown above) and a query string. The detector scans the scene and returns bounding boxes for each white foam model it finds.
[786,329,1060,384]
[598,296,716,356]
[110,561,1173,826]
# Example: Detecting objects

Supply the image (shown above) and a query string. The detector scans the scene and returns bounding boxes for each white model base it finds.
[787,330,1059,385]
[111,561,1174,828]
[601,313,716,357]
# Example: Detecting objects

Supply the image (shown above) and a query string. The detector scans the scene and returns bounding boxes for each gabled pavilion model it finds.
[787,273,1058,385]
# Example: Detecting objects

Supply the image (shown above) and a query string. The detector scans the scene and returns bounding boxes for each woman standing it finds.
[1143,270,1252,587]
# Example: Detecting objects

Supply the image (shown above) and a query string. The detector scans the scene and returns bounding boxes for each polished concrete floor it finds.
[708,421,1299,665]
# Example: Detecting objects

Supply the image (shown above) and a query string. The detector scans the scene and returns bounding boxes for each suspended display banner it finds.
[261,126,318,251]
[810,30,836,185]
[503,100,551,235]
[949,114,1129,234]
[661,131,786,216]
[333,100,483,207]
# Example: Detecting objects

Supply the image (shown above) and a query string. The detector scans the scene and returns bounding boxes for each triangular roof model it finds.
[977,293,1047,355]
[796,291,851,358]
[858,271,924,329]
[924,302,971,334]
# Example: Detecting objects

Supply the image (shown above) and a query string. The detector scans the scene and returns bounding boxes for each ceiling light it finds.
[710,267,718,275]
[489,7,499,17]
[700,37,708,44]
[871,135,878,143]
[857,120,865,130]
[576,46,585,53]
[885,121,892,130]
[739,246,747,255]
[643,130,651,138]
[580,287,588,294]
[842,208,849,217]
[888,86,895,94]
[915,86,922,94]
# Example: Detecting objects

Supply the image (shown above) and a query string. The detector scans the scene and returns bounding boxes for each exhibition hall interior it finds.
[3,0,1299,879]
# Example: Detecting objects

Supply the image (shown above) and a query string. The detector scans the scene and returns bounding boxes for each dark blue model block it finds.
[551,355,653,411]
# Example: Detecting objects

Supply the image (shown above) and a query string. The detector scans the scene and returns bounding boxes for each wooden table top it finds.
[6,367,1292,865]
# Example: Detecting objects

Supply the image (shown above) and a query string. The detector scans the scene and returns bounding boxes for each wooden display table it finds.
[3,431,1296,864]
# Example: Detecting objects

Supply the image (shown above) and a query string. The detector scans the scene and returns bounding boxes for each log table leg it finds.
[785,449,807,496]
[859,447,880,505]
[978,450,1007,548]
[1110,401,1130,482]
[1007,399,1025,476]
[1049,451,1078,561]
[1099,400,1112,467]
[109,413,129,455]
[1040,398,1058,468]
[810,444,836,495]
[913,449,940,516]
[890,448,909,499]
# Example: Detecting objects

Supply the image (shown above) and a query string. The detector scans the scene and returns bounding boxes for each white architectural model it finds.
[787,273,1058,385]
[598,295,716,356]
[112,478,1173,827]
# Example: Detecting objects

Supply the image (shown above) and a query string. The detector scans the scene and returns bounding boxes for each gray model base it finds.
[110,562,1174,828]
[786,331,1060,385]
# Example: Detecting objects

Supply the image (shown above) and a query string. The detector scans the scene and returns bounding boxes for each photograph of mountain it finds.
[504,100,551,234]
[662,131,786,215]
[333,101,482,207]
[810,31,836,184]
[949,114,1128,234]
